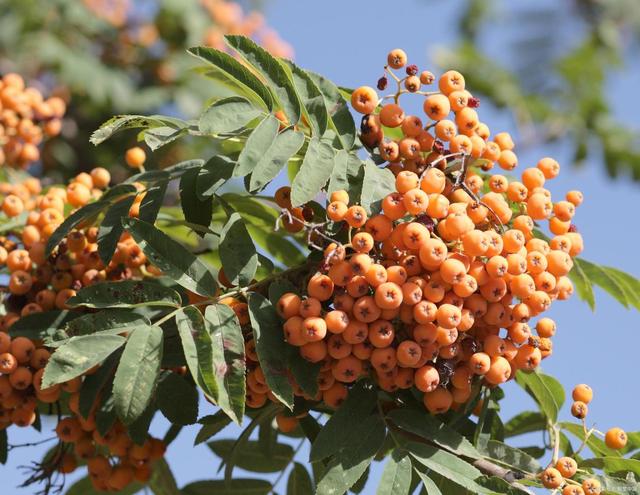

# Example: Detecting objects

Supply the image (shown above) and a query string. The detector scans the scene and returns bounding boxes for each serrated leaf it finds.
[97,195,137,264]
[176,306,219,401]
[581,457,640,478]
[288,462,314,495]
[387,409,480,459]
[316,414,385,495]
[327,150,365,203]
[148,458,181,495]
[219,213,258,287]
[604,266,640,311]
[113,325,163,424]
[199,96,263,135]
[290,137,336,206]
[413,469,443,495]
[9,310,77,340]
[66,476,143,495]
[156,371,199,425]
[478,440,541,474]
[407,442,486,493]
[247,293,294,408]
[377,451,412,495]
[578,258,630,308]
[504,411,547,438]
[63,310,150,340]
[306,70,356,150]
[361,161,396,214]
[188,46,274,111]
[90,114,188,145]
[197,155,236,199]
[209,439,293,473]
[182,479,272,495]
[570,258,596,310]
[310,381,377,462]
[561,422,621,457]
[123,217,218,296]
[225,35,301,124]
[234,115,280,177]
[514,370,564,422]
[249,126,305,192]
[287,347,320,398]
[180,167,212,237]
[45,200,107,256]
[79,353,119,419]
[205,304,246,423]
[42,334,126,388]
[67,280,182,309]
[281,60,328,136]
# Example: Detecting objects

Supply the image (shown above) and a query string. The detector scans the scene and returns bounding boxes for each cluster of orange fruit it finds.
[0,73,65,169]
[538,384,627,494]
[0,165,169,490]
[246,50,589,418]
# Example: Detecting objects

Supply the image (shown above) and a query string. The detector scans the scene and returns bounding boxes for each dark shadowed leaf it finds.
[208,439,293,473]
[182,479,272,495]
[67,280,182,309]
[156,371,199,425]
[377,450,412,495]
[123,217,218,296]
[180,167,213,237]
[195,411,232,445]
[66,476,142,495]
[197,156,236,199]
[97,194,137,264]
[45,200,107,256]
[139,176,169,224]
[247,293,294,408]
[219,213,258,287]
[9,310,78,340]
[287,462,314,495]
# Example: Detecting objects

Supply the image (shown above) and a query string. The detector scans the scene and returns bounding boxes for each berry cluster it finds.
[248,49,589,418]
[0,73,65,169]
[0,160,168,491]
[539,384,627,494]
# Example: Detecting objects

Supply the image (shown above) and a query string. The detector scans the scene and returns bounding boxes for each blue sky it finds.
[3,0,640,493]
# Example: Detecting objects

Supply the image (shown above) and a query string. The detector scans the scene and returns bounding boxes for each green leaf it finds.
[569,258,596,310]
[219,213,258,287]
[97,195,137,264]
[225,35,301,124]
[316,414,386,495]
[208,439,293,473]
[180,167,213,237]
[67,280,182,309]
[197,156,236,199]
[377,451,412,495]
[113,325,163,424]
[310,381,377,462]
[327,150,365,203]
[387,409,481,459]
[234,115,280,177]
[290,137,336,207]
[42,334,126,388]
[478,440,541,474]
[175,306,219,401]
[188,46,274,111]
[288,462,314,495]
[156,371,199,425]
[281,60,328,136]
[560,422,621,457]
[514,370,564,422]
[182,479,272,495]
[195,411,232,445]
[199,96,263,135]
[148,458,181,495]
[90,114,188,145]
[249,126,305,192]
[577,258,631,308]
[407,442,486,493]
[79,353,119,419]
[96,393,117,436]
[139,177,168,224]
[287,347,320,398]
[581,457,640,478]
[205,304,246,423]
[45,200,107,256]
[63,310,151,340]
[247,293,294,408]
[504,411,547,438]
[360,161,396,214]
[123,217,218,296]
[413,469,443,495]
[306,70,356,150]
[9,310,77,340]
[604,266,640,311]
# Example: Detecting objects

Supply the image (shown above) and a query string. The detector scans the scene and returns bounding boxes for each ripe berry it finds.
[604,427,627,450]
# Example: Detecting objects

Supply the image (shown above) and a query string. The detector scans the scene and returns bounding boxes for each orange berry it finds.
[540,468,563,489]
[604,427,627,450]
[423,94,451,121]
[379,103,405,128]
[582,479,601,495]
[125,146,146,168]
[351,86,378,114]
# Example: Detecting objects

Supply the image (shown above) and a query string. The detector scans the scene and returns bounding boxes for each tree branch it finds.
[472,458,536,495]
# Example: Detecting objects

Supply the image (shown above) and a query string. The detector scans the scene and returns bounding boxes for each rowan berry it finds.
[604,427,627,450]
